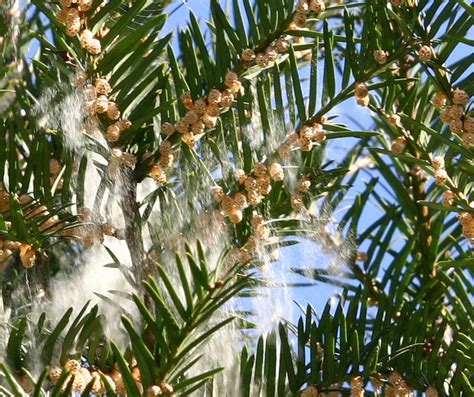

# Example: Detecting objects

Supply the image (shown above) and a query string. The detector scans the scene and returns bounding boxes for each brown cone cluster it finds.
[160,72,241,148]
[278,121,326,159]
[74,207,124,247]
[293,0,326,28]
[240,33,291,69]
[48,360,173,395]
[211,160,287,226]
[0,193,74,268]
[150,141,175,185]
[152,71,243,183]
[436,88,472,147]
[74,72,133,147]
[57,1,101,54]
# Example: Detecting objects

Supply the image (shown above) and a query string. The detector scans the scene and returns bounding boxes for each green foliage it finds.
[1,243,252,395]
[0,0,473,396]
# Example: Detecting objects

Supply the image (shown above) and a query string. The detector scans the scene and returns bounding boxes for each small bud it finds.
[388,114,401,125]
[309,0,325,12]
[425,386,438,397]
[221,195,235,213]
[241,48,256,62]
[78,0,93,12]
[93,95,109,113]
[159,153,174,169]
[447,105,464,120]
[278,143,292,159]
[180,92,192,105]
[432,91,447,108]
[182,131,196,148]
[228,208,243,223]
[175,120,189,134]
[208,89,222,105]
[253,163,267,178]
[160,383,174,395]
[265,46,278,62]
[57,8,69,24]
[354,82,368,98]
[257,175,272,195]
[461,132,474,147]
[442,190,454,207]
[296,0,309,14]
[211,186,225,202]
[19,244,36,268]
[391,136,407,154]
[65,359,81,372]
[448,118,463,133]
[86,39,102,55]
[235,169,246,184]
[220,90,234,107]
[107,102,120,120]
[275,37,289,53]
[299,176,311,193]
[224,71,239,88]
[418,45,433,62]
[373,49,388,64]
[269,162,284,181]
[463,116,474,133]
[193,99,207,114]
[431,155,445,170]
[162,122,175,136]
[234,192,248,209]
[434,169,448,185]
[293,12,307,27]
[299,136,313,151]
[313,129,326,142]
[74,70,88,87]
[48,366,62,384]
[291,194,304,210]
[452,88,469,105]
[201,113,218,128]
[256,53,269,68]
[244,176,257,190]
[107,124,121,142]
[229,80,242,95]
[146,385,162,397]
[150,165,166,184]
